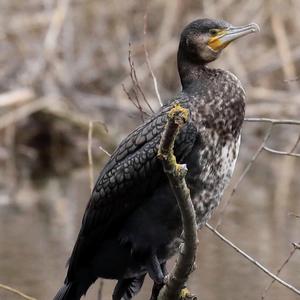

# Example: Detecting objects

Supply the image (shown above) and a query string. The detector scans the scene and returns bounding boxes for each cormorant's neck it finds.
[177,46,208,90]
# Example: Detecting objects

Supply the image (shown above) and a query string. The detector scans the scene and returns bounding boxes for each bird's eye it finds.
[209,29,219,36]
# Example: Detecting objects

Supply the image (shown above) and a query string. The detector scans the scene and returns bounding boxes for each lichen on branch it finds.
[157,104,198,300]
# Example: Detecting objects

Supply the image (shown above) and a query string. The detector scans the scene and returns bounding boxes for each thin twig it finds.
[143,12,163,107]
[121,84,148,122]
[127,52,145,118]
[129,47,154,114]
[0,283,37,300]
[44,0,71,56]
[128,47,148,112]
[263,146,300,158]
[262,242,299,299]
[4,123,17,204]
[283,77,299,82]
[113,39,177,95]
[99,145,111,157]
[88,121,105,298]
[88,121,94,193]
[0,97,51,130]
[0,88,35,108]
[289,133,300,152]
[126,44,154,119]
[244,117,300,126]
[205,223,300,297]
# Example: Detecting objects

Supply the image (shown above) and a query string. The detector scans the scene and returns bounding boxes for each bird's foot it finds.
[149,262,168,300]
[147,254,165,284]
[149,282,164,300]
[179,287,197,300]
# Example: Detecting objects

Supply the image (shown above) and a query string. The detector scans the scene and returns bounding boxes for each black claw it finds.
[147,254,164,284]
[149,282,164,300]
[149,262,168,300]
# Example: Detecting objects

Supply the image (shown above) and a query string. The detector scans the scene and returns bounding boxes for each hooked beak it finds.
[208,23,260,52]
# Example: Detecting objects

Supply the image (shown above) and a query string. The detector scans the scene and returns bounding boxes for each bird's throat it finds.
[177,49,208,90]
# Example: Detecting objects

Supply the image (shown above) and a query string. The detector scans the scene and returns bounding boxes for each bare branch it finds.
[0,283,37,300]
[44,0,72,57]
[205,223,300,297]
[0,88,35,108]
[98,145,111,157]
[0,97,51,130]
[244,117,300,126]
[88,121,94,193]
[289,133,300,152]
[121,84,147,122]
[113,40,177,96]
[283,77,299,82]
[262,242,299,299]
[143,13,163,107]
[158,105,198,300]
[126,55,146,120]
[263,146,300,158]
[124,44,155,119]
[128,46,154,114]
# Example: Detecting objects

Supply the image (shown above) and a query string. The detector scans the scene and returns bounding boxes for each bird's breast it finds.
[186,133,241,227]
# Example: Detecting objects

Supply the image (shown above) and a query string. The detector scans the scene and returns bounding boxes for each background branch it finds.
[88,120,94,193]
[143,13,163,107]
[205,224,300,297]
[0,283,36,300]
[261,242,300,299]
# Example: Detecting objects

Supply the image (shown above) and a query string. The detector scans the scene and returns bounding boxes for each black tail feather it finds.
[53,282,77,300]
[112,275,146,300]
[54,275,96,300]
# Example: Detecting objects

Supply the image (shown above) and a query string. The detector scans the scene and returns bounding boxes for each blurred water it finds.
[0,165,299,300]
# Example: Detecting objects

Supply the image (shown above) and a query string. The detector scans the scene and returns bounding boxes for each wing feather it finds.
[67,101,197,280]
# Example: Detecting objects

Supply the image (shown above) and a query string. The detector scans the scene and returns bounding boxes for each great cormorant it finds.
[54,18,259,300]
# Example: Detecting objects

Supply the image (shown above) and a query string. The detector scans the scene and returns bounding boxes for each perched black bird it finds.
[54,18,259,300]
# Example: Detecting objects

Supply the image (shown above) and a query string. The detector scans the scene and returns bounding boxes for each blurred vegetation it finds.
[0,0,300,180]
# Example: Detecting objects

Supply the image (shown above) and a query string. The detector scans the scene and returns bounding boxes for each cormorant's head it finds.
[179,18,259,64]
